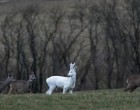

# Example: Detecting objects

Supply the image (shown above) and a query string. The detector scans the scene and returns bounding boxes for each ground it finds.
[0,89,140,110]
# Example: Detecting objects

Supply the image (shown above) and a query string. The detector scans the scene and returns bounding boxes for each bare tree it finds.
[1,13,17,74]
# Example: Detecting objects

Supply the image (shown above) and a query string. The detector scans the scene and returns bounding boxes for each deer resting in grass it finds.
[46,63,77,95]
[0,73,16,93]
[124,75,140,92]
[8,72,36,94]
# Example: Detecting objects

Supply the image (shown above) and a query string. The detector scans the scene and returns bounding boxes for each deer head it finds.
[6,72,16,84]
[67,63,77,77]
[28,72,36,83]
[0,72,16,92]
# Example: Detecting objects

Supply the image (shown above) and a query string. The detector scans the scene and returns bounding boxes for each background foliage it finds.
[0,0,140,93]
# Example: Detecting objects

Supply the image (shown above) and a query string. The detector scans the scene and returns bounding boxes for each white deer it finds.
[46,63,77,95]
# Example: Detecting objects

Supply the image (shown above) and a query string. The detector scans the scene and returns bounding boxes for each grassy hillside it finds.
[0,89,140,110]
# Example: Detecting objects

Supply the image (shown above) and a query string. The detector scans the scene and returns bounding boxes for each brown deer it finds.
[8,72,36,94]
[0,73,16,93]
[124,75,140,92]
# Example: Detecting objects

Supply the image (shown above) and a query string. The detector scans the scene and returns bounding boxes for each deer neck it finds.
[70,75,76,83]
[27,80,33,85]
[0,80,10,91]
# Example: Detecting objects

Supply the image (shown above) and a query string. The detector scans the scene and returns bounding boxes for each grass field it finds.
[0,89,140,110]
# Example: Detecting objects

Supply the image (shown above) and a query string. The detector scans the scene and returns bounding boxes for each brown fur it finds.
[124,75,140,92]
[0,73,16,93]
[8,74,36,94]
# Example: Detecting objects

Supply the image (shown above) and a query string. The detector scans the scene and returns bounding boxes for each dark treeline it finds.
[0,0,140,93]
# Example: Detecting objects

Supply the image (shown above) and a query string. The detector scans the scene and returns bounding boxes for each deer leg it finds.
[69,84,75,94]
[8,87,13,94]
[63,87,68,94]
[69,88,73,94]
[46,89,52,95]
[130,86,137,93]
[69,90,73,94]
[8,89,13,94]
[124,84,133,92]
[46,85,56,95]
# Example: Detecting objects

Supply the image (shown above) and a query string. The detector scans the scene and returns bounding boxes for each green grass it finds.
[0,89,140,110]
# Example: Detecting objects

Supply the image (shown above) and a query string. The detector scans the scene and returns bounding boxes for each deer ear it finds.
[73,63,75,66]
[28,71,30,75]
[8,72,11,77]
[70,63,72,67]
[8,72,9,77]
[31,71,35,75]
[27,68,32,74]
[12,73,15,78]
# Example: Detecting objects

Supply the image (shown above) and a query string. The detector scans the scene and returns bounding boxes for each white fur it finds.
[46,63,77,95]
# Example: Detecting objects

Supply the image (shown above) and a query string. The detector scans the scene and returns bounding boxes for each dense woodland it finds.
[0,0,140,93]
